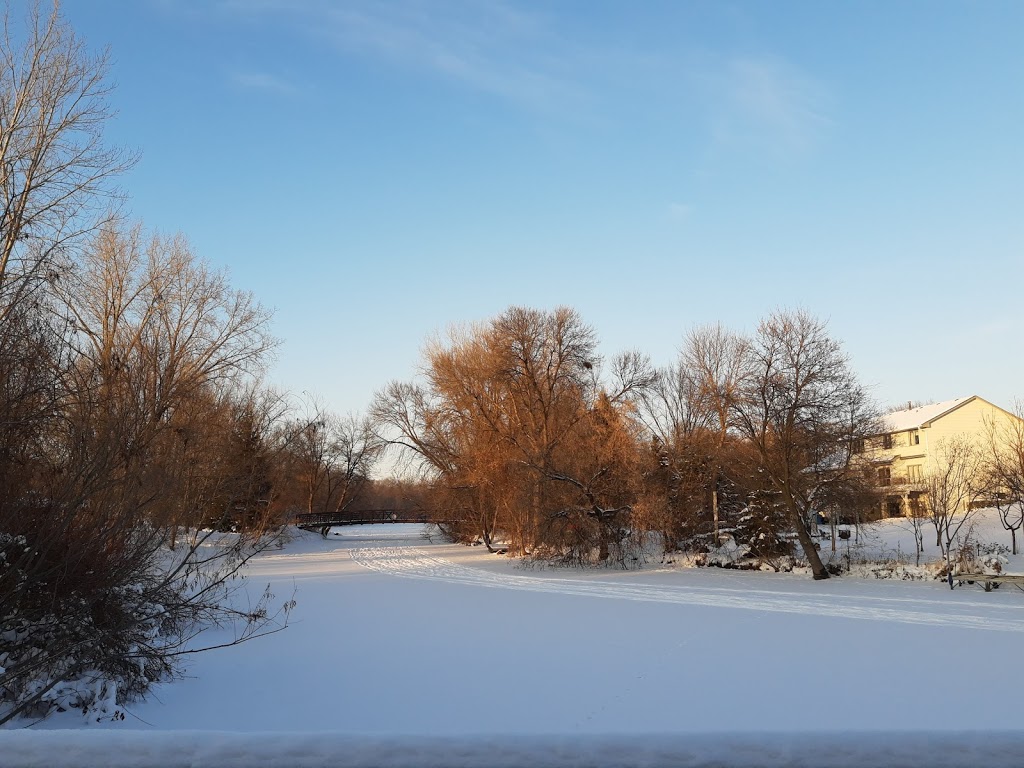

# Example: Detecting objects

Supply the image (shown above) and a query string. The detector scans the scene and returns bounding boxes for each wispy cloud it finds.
[704,55,832,156]
[668,202,692,222]
[230,71,300,95]
[213,0,586,114]
[164,1,834,145]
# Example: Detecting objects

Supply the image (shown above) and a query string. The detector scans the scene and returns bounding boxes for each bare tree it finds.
[372,376,512,550]
[983,404,1024,554]
[730,310,880,580]
[321,413,383,513]
[287,397,383,519]
[634,361,714,552]
[900,486,929,566]
[635,354,726,553]
[0,0,133,319]
[682,324,746,543]
[925,435,983,583]
[57,224,274,403]
[288,399,330,515]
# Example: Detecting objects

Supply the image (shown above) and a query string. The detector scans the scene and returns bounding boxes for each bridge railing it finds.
[293,510,434,528]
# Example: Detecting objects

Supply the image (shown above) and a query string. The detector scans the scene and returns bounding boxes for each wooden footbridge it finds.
[293,509,444,534]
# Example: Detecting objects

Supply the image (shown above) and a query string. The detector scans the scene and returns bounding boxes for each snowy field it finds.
[4,516,1024,767]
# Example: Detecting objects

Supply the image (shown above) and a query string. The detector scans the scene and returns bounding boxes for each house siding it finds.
[862,396,1022,518]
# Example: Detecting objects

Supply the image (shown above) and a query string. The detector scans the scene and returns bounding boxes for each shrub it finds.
[0,500,291,725]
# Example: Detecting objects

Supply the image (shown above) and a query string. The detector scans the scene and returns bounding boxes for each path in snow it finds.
[350,545,1024,632]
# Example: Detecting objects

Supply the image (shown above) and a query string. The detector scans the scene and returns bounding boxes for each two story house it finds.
[859,396,1021,518]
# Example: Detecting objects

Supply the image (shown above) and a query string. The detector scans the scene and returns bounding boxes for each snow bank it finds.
[3,730,1024,767]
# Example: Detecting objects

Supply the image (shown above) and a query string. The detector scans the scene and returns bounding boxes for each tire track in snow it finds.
[350,546,1024,633]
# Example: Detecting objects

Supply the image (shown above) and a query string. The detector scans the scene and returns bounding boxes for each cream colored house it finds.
[858,396,1022,518]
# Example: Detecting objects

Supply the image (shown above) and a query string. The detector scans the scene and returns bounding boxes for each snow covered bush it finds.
[956,540,1010,575]
[853,562,939,581]
[715,491,796,571]
[0,499,292,725]
[684,501,807,573]
[523,507,647,569]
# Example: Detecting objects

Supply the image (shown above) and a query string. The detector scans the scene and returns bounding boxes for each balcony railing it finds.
[877,476,923,488]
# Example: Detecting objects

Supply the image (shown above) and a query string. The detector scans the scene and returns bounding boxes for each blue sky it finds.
[63,1,1024,415]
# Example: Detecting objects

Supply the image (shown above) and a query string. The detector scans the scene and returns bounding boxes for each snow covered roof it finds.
[882,397,973,432]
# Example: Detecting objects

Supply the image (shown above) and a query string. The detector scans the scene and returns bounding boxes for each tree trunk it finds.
[712,488,719,543]
[595,508,612,562]
[790,510,829,579]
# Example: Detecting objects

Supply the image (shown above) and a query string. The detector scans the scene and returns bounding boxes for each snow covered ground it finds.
[4,516,1024,766]
[819,507,1024,577]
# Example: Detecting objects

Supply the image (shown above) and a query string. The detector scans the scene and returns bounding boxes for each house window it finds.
[886,498,903,517]
[852,439,865,454]
[878,467,891,486]
[908,491,924,517]
[882,434,893,449]
[907,464,922,483]
[911,430,920,445]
